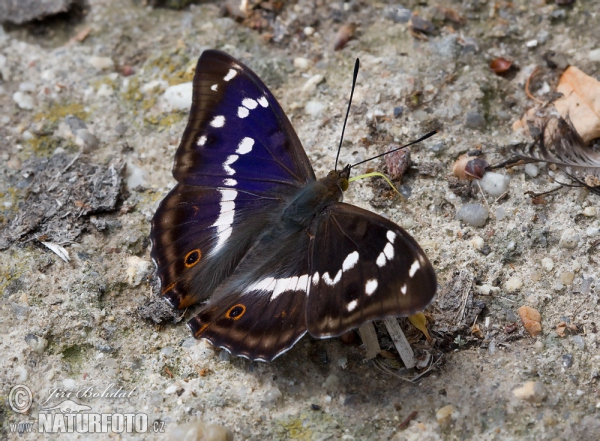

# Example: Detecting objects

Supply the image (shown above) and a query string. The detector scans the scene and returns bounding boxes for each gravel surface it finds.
[1,1,599,439]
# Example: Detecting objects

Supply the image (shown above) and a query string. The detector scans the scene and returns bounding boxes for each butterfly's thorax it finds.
[281,170,347,229]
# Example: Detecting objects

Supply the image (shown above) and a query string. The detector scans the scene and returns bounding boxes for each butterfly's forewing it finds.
[306,202,437,338]
[187,229,311,361]
[151,185,277,308]
[174,50,315,191]
[150,50,316,309]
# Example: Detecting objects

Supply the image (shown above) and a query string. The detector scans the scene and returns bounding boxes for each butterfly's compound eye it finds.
[226,304,247,320]
[339,177,349,191]
[184,249,202,268]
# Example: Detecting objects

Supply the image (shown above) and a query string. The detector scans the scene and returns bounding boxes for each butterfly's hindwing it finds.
[187,229,311,361]
[174,50,315,192]
[306,202,437,338]
[150,184,280,308]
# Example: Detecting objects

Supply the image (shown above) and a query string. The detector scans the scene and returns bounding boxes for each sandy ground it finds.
[1,1,599,439]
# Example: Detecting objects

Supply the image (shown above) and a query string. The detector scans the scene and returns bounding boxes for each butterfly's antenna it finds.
[335,58,360,171]
[349,130,437,169]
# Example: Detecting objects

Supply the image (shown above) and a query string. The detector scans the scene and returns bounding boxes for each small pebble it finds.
[13,91,34,110]
[163,82,193,110]
[304,100,327,117]
[560,271,574,285]
[262,387,282,407]
[582,206,597,217]
[534,340,544,351]
[293,57,311,71]
[322,374,340,391]
[469,235,484,250]
[75,129,99,151]
[161,346,174,356]
[464,112,485,129]
[572,335,585,350]
[63,378,77,391]
[302,74,324,93]
[168,421,233,441]
[589,48,600,62]
[524,163,539,177]
[456,204,488,227]
[559,229,580,249]
[562,354,573,368]
[16,366,28,382]
[586,227,600,237]
[25,334,48,354]
[513,381,546,403]
[526,39,538,48]
[219,350,230,362]
[126,256,153,287]
[495,207,507,220]
[337,357,348,369]
[436,404,457,428]
[87,56,114,70]
[480,172,510,197]
[541,257,554,272]
[303,26,315,36]
[518,305,542,337]
[165,385,178,394]
[393,106,403,118]
[505,277,523,291]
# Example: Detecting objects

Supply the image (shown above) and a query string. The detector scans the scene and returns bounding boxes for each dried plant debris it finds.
[511,117,600,193]
[0,0,80,25]
[0,153,124,249]
[513,66,600,142]
[431,270,486,338]
[554,66,600,143]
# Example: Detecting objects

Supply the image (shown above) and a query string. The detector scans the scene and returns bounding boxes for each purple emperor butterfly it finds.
[150,50,437,361]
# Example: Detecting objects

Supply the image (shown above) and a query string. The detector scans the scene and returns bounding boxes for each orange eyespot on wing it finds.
[225,304,246,320]
[184,249,202,268]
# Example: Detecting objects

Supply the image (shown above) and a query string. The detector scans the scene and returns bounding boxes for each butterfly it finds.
[150,50,437,362]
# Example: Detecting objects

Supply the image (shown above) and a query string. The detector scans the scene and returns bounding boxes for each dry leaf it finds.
[518,305,541,337]
[554,66,600,143]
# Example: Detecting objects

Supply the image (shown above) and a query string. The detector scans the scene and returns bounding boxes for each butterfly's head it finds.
[328,165,351,192]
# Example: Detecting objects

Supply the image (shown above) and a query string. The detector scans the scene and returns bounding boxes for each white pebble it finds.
[589,48,600,62]
[263,387,282,406]
[586,227,600,237]
[163,82,193,111]
[302,74,324,93]
[19,82,36,92]
[303,26,315,36]
[559,228,580,249]
[126,256,153,287]
[541,257,554,272]
[526,39,538,48]
[469,235,484,250]
[87,56,114,70]
[582,206,597,217]
[401,218,415,229]
[524,163,539,177]
[165,385,178,394]
[304,100,327,117]
[13,91,34,110]
[513,381,546,403]
[293,57,311,71]
[125,160,147,190]
[505,277,523,291]
[16,366,28,382]
[456,204,488,227]
[476,284,500,295]
[480,172,510,197]
[63,378,77,391]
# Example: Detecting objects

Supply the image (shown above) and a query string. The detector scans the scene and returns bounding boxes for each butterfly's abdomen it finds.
[281,176,343,229]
